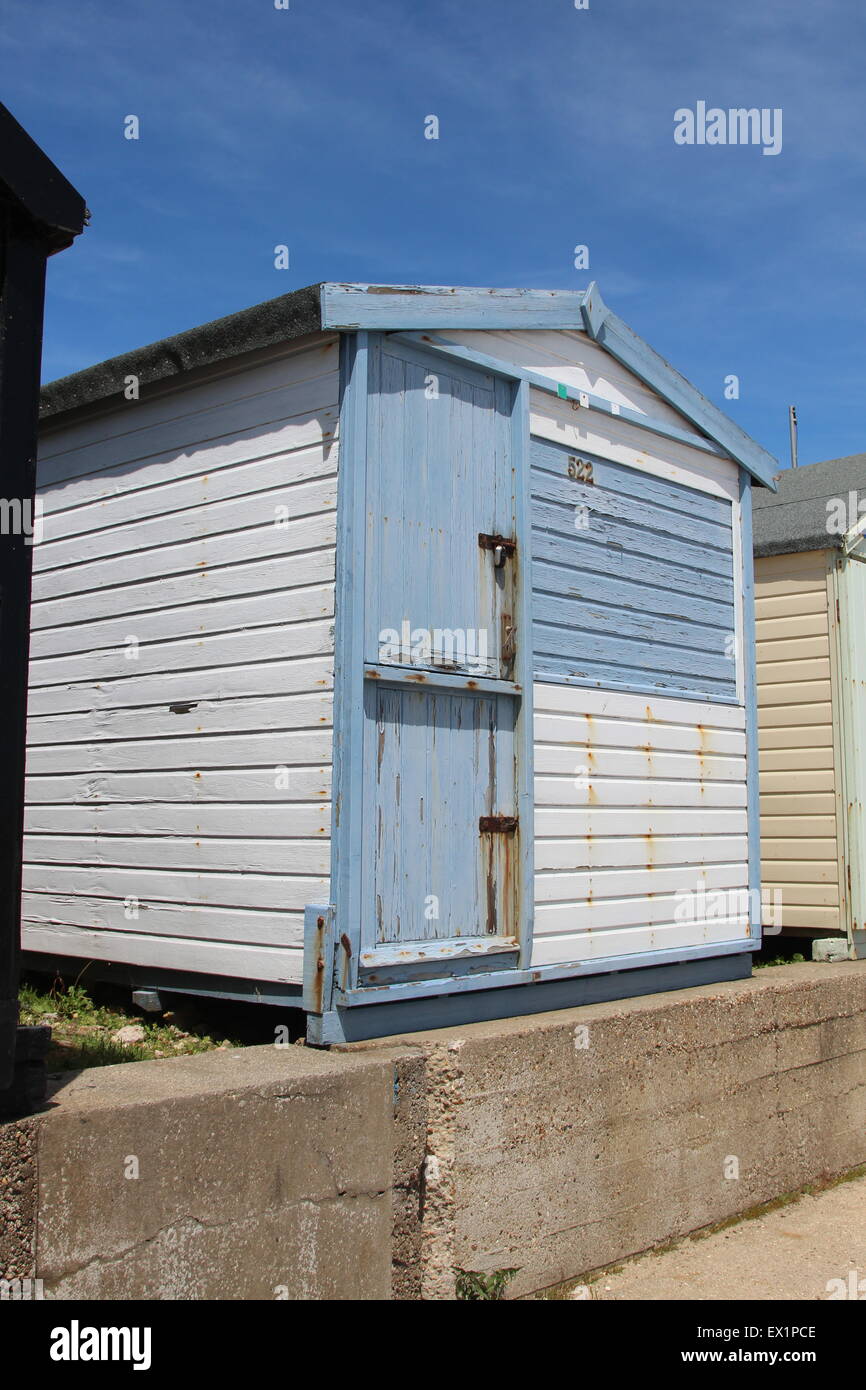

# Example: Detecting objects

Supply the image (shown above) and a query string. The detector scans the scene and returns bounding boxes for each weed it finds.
[455,1268,518,1301]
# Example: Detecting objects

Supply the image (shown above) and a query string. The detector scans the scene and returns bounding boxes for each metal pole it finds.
[789,405,798,469]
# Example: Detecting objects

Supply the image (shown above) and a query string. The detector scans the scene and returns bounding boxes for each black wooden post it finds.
[0,104,85,1101]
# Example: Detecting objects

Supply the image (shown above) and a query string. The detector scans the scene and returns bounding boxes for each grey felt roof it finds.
[752,453,866,557]
[40,283,323,422]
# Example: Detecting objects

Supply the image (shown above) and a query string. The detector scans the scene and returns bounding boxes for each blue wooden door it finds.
[358,338,523,978]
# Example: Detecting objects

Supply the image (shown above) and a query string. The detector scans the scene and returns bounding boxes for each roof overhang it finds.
[39,280,779,489]
[0,102,87,253]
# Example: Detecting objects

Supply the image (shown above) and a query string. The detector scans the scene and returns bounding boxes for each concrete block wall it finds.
[1,962,865,1299]
[350,961,866,1298]
[2,1044,412,1300]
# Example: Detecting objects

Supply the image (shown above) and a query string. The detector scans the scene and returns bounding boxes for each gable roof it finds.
[39,280,777,487]
[753,453,866,557]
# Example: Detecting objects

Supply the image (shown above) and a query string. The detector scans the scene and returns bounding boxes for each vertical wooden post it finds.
[0,104,86,1099]
[0,224,49,1088]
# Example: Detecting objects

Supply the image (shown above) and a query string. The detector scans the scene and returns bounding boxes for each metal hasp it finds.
[478,532,517,560]
[0,104,86,1104]
[479,815,519,833]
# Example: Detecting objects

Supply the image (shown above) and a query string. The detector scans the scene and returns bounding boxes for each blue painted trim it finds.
[581,284,779,490]
[513,379,536,971]
[580,281,607,338]
[393,330,727,460]
[307,951,753,1044]
[303,903,336,1013]
[332,936,756,1009]
[327,332,370,994]
[321,283,591,330]
[360,936,518,967]
[364,663,522,697]
[527,667,741,708]
[739,471,763,940]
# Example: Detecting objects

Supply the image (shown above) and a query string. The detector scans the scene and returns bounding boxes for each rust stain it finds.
[310,915,327,1014]
[339,934,352,992]
[483,831,498,936]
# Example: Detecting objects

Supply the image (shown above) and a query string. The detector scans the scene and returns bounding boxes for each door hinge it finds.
[479,815,519,833]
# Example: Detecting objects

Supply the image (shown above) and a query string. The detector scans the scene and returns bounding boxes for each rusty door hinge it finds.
[479,815,519,833]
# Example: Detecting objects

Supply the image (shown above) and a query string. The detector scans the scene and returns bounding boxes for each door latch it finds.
[478,533,516,567]
[479,815,519,833]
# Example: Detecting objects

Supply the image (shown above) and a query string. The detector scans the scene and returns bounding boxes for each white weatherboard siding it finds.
[450,327,741,502]
[23,337,339,985]
[531,684,750,968]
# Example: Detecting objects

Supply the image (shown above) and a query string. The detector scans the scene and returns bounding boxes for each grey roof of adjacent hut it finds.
[40,283,323,421]
[752,453,866,557]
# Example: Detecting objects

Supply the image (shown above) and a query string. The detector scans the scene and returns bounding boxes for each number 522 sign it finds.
[567,455,594,484]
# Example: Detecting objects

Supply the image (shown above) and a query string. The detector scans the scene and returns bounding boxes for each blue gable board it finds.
[321,281,779,490]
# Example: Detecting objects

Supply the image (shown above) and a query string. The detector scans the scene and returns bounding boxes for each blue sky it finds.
[5,0,865,469]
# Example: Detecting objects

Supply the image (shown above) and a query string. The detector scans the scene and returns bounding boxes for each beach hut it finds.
[26,282,778,1041]
[753,454,866,958]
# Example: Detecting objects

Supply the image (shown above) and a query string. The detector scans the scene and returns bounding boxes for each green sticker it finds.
[557,383,568,399]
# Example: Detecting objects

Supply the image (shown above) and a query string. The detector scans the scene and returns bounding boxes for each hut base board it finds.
[306,951,754,1045]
